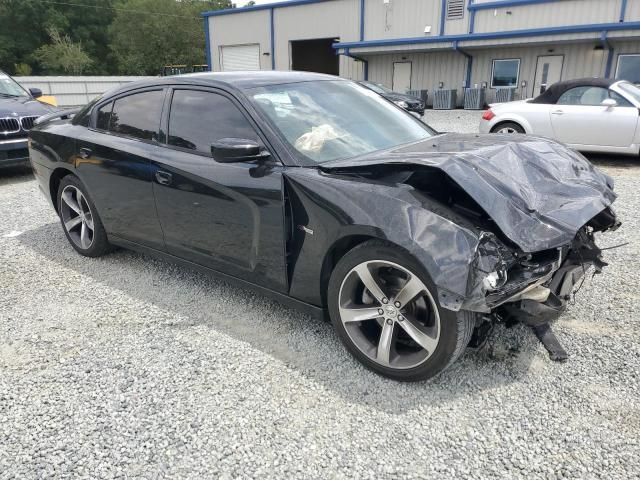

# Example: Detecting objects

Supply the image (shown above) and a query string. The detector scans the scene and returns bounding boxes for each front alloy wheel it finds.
[338,260,440,370]
[328,240,476,381]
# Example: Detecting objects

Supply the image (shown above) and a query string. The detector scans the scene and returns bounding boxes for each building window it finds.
[616,54,640,84]
[446,0,465,20]
[491,59,520,88]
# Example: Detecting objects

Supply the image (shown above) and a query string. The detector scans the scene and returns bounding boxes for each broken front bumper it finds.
[464,207,619,324]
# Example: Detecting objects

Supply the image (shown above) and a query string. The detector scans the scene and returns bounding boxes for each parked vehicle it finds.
[0,70,57,168]
[480,78,640,155]
[358,81,425,116]
[29,72,618,381]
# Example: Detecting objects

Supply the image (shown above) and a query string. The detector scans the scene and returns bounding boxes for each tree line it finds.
[0,0,235,76]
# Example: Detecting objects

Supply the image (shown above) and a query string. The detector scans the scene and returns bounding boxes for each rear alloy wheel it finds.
[491,122,525,134]
[328,240,476,381]
[57,175,112,257]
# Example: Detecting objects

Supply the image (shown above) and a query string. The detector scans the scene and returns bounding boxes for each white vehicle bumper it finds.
[478,118,492,134]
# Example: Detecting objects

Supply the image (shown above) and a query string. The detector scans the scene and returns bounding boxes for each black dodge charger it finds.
[29,72,619,381]
[1,70,54,167]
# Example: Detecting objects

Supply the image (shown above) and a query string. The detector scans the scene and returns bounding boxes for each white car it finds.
[479,78,640,155]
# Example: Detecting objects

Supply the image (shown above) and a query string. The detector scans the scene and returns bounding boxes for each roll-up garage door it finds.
[220,44,260,71]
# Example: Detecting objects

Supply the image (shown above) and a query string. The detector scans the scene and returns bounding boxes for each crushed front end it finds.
[465,206,620,359]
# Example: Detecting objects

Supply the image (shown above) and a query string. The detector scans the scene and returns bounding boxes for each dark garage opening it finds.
[290,38,339,75]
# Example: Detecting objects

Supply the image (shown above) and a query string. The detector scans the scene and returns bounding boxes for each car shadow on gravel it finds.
[19,222,547,414]
[585,153,640,170]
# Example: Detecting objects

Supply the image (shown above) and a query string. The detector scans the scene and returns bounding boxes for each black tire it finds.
[57,174,112,257]
[328,240,476,382]
[490,121,525,134]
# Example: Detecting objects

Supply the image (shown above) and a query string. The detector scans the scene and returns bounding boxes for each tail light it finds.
[482,109,495,121]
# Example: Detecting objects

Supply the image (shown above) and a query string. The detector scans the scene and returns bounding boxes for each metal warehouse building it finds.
[202,0,640,107]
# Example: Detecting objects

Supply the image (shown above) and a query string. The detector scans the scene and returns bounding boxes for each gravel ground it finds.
[1,112,639,478]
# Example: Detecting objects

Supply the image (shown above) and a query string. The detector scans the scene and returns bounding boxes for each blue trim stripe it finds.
[202,0,328,17]
[620,0,628,22]
[359,0,365,41]
[270,8,275,69]
[203,16,212,71]
[334,21,640,50]
[468,0,560,10]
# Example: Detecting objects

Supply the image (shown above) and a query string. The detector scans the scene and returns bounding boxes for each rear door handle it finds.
[155,170,172,185]
[551,110,564,115]
[79,147,92,159]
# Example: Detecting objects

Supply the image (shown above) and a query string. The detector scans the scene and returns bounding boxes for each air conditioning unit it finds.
[495,88,516,103]
[407,89,428,103]
[433,89,457,110]
[464,88,486,110]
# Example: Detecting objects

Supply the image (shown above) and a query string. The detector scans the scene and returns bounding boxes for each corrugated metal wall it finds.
[472,0,622,33]
[367,50,468,106]
[363,0,441,40]
[209,10,271,72]
[205,0,640,106]
[14,76,151,107]
[273,0,359,70]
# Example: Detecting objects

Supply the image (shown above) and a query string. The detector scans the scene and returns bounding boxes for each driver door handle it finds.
[155,171,172,185]
[551,110,564,115]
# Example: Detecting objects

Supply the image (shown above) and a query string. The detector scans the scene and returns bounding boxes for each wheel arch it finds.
[49,167,76,214]
[319,231,417,308]
[490,114,532,134]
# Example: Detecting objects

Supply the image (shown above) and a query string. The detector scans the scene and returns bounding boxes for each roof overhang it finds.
[333,21,640,54]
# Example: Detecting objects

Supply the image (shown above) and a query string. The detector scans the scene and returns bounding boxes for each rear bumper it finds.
[0,137,29,167]
[478,119,492,134]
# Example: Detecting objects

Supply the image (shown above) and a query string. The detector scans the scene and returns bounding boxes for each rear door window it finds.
[109,90,163,141]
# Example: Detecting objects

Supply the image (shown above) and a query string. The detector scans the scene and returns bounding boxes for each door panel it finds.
[74,130,165,250]
[550,86,638,147]
[392,62,412,93]
[534,55,563,96]
[152,150,288,292]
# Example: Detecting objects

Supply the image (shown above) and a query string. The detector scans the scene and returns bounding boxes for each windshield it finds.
[249,80,433,164]
[616,81,640,104]
[0,72,29,98]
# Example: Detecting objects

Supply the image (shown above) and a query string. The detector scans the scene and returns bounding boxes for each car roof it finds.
[103,71,341,99]
[530,77,618,104]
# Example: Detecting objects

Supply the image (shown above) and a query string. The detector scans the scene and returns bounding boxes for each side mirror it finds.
[211,138,269,163]
[601,98,617,108]
[29,88,43,98]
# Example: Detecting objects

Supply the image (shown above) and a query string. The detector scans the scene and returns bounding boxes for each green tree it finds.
[14,63,33,76]
[33,27,93,74]
[0,0,117,74]
[109,0,232,75]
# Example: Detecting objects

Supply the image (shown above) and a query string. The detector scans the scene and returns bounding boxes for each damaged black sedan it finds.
[28,72,619,381]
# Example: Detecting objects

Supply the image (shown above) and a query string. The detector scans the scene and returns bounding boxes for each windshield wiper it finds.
[0,92,23,98]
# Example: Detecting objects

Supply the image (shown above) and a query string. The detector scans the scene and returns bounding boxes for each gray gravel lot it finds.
[1,111,639,479]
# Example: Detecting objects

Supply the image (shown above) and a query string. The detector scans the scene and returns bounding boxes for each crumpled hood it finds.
[320,133,617,252]
[0,96,54,117]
